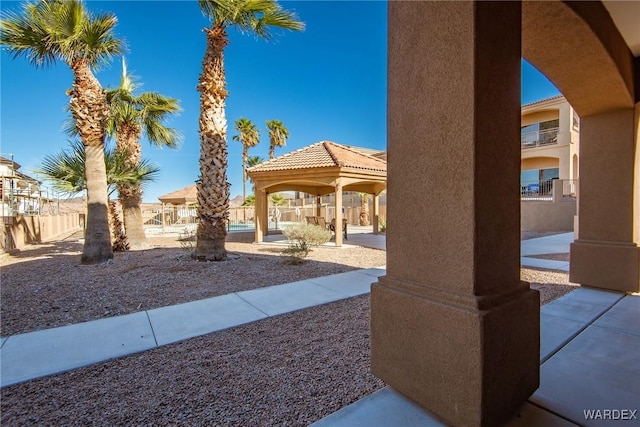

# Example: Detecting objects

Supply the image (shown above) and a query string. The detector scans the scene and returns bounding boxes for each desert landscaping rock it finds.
[0,231,578,425]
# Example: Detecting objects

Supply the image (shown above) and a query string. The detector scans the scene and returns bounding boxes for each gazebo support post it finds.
[372,194,380,234]
[161,202,166,236]
[264,192,269,237]
[335,180,343,247]
[254,189,267,242]
[316,195,321,218]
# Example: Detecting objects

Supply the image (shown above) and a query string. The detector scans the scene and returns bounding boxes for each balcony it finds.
[521,127,559,149]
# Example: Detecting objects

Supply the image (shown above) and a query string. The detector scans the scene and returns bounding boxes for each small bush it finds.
[281,222,331,262]
[379,216,387,233]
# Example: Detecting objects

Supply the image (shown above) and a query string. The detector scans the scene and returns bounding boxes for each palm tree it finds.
[37,139,160,251]
[247,155,264,194]
[1,0,122,264]
[265,119,289,159]
[241,194,255,206]
[232,118,260,202]
[194,0,304,261]
[247,155,264,168]
[359,192,370,226]
[106,57,181,248]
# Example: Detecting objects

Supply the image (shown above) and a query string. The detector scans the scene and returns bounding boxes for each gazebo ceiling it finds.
[247,141,387,195]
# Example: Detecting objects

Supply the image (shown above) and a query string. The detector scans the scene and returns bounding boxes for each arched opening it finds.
[523,1,638,291]
[370,2,640,426]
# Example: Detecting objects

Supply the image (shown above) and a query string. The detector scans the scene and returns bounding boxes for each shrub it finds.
[281,222,331,262]
[379,216,387,233]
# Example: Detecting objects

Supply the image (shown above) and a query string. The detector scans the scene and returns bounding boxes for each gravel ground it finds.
[0,230,578,426]
[527,253,570,262]
[1,295,385,426]
[0,232,385,336]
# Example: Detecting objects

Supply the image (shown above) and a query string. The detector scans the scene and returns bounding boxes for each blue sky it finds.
[1,1,560,203]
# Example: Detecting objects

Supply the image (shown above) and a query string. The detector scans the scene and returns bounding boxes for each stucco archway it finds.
[523,1,639,292]
[372,2,639,426]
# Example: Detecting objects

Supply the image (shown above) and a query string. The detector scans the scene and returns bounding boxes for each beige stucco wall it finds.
[521,110,558,126]
[1,213,82,253]
[521,157,560,171]
[521,200,576,232]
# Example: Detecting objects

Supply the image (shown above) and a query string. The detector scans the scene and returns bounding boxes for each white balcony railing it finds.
[520,178,578,201]
[521,127,559,149]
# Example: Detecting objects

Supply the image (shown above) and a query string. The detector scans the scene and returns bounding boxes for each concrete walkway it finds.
[0,267,385,388]
[0,230,575,390]
[521,232,573,272]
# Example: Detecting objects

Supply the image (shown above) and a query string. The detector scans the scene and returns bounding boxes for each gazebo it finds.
[247,141,386,246]
[157,184,198,233]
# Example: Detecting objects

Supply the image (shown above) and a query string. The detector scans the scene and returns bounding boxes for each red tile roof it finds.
[158,184,198,204]
[247,141,386,173]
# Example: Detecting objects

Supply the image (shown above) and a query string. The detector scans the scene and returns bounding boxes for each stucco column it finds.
[371,2,539,426]
[570,107,640,292]
[372,194,379,234]
[334,181,343,247]
[254,189,267,243]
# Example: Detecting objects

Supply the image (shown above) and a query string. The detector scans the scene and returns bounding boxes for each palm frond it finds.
[197,0,303,39]
[103,60,182,148]
[35,139,87,196]
[36,139,160,197]
[107,149,160,189]
[0,2,57,67]
[0,0,122,70]
[143,120,181,148]
[234,117,260,148]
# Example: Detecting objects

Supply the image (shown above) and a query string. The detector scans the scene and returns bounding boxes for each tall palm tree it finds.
[232,118,260,202]
[194,0,304,261]
[37,139,160,251]
[265,119,289,159]
[0,0,122,264]
[247,155,264,193]
[106,57,181,248]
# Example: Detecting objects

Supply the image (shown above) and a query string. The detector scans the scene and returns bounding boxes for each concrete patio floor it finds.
[312,287,640,427]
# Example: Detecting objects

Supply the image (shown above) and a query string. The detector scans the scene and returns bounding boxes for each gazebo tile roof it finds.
[247,141,386,173]
[158,184,198,204]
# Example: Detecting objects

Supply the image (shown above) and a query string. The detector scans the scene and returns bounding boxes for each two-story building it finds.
[520,95,579,195]
[0,155,44,216]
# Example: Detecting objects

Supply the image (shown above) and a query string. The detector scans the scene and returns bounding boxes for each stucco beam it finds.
[257,183,335,196]
[248,167,341,182]
[343,183,386,195]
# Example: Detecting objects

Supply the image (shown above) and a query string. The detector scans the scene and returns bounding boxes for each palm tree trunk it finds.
[194,25,230,261]
[69,60,114,264]
[109,200,129,251]
[269,144,275,160]
[116,125,149,248]
[242,147,248,201]
[359,193,370,226]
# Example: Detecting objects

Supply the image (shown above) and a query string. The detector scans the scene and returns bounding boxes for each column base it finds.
[371,276,540,427]
[570,240,640,292]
